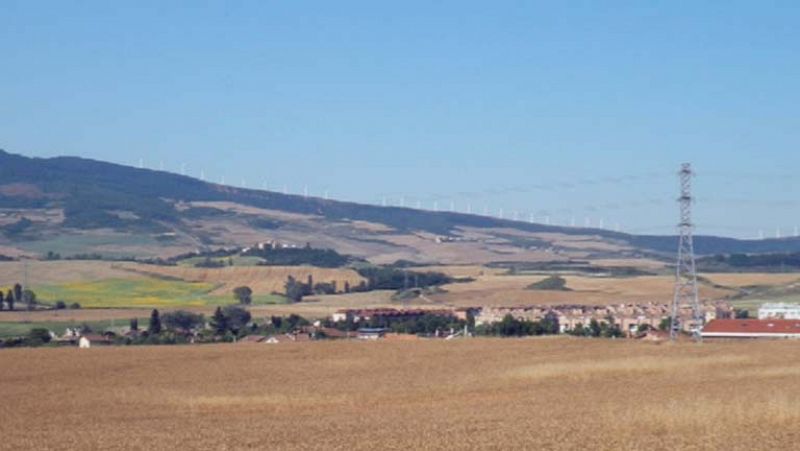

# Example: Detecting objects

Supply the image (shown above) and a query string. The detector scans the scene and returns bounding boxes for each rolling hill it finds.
[1,149,798,264]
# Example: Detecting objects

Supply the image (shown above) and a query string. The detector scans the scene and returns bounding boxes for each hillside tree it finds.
[233,286,253,305]
[6,289,13,311]
[0,291,4,311]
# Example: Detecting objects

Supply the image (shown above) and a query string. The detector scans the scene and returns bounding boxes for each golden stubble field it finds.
[428,272,800,308]
[2,338,800,450]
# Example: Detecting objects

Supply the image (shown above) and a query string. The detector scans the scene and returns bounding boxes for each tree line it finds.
[0,283,37,311]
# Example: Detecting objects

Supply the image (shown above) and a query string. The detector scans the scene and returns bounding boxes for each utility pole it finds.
[670,163,702,342]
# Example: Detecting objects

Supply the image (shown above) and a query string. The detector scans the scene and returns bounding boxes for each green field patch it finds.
[19,233,159,259]
[206,293,290,306]
[35,278,219,308]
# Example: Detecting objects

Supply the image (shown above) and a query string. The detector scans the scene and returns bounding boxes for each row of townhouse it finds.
[474,301,734,335]
[331,308,455,323]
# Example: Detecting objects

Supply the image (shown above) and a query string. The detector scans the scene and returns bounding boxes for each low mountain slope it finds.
[1,149,798,263]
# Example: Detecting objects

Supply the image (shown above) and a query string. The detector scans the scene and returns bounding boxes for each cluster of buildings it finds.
[473,302,734,336]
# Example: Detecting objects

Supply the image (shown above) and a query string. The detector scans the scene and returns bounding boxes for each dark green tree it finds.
[0,291,4,311]
[163,310,205,331]
[734,308,750,319]
[211,306,229,335]
[222,305,251,333]
[589,319,602,337]
[6,289,12,311]
[22,289,36,311]
[233,286,253,305]
[284,276,305,303]
[148,309,162,335]
[27,328,52,346]
[130,318,139,331]
[13,284,22,305]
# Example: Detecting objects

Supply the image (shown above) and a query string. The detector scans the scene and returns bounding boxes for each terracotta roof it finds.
[703,319,800,335]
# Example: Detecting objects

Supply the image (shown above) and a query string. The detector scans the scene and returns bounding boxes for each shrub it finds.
[526,275,570,291]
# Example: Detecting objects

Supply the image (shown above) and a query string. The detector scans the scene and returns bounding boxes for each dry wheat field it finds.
[2,338,800,450]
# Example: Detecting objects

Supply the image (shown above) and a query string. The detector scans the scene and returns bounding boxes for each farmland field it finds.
[428,273,740,307]
[2,338,800,450]
[0,260,361,309]
[35,278,219,308]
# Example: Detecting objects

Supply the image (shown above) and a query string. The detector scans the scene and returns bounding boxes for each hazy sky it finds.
[2,1,799,237]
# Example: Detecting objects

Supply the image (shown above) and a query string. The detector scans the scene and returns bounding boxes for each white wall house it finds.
[758,303,800,320]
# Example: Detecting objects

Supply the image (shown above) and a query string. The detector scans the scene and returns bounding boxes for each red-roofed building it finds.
[702,319,800,339]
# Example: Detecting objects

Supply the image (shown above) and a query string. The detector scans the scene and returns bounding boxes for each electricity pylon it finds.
[670,163,703,342]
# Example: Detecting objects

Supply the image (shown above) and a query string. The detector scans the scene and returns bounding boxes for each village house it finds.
[357,328,388,340]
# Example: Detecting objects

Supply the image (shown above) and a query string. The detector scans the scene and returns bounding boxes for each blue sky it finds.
[2,1,799,237]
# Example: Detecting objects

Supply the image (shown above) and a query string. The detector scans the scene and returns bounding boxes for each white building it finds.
[758,303,800,320]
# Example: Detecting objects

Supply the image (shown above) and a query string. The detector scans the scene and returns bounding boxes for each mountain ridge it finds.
[1,149,798,262]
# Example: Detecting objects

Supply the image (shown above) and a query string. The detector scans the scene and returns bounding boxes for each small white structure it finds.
[758,303,800,320]
[78,336,91,348]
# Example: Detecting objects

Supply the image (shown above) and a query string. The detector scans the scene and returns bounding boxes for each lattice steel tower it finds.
[670,163,703,342]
